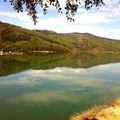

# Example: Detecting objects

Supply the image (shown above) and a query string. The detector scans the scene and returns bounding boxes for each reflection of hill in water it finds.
[0,52,120,76]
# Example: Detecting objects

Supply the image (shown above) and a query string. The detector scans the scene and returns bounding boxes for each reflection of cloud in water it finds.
[92,63,120,73]
[0,72,105,87]
[28,63,120,77]
[9,91,81,104]
[28,67,87,76]
[6,63,120,106]
[1,63,120,87]
[50,67,86,73]
[0,77,38,86]
[49,68,63,73]
[47,75,105,87]
[94,64,111,70]
[8,84,120,105]
[28,69,106,87]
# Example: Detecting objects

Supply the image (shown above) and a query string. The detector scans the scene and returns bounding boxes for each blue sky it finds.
[0,0,120,40]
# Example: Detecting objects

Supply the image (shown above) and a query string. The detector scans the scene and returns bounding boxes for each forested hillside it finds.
[0,21,120,53]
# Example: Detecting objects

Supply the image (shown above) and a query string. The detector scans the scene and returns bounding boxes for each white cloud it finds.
[74,13,110,24]
[0,0,120,39]
[0,11,30,22]
[112,29,120,33]
[0,11,44,23]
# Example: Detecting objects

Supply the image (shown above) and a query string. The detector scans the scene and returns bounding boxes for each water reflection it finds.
[0,53,120,120]
[1,52,120,76]
[0,63,120,105]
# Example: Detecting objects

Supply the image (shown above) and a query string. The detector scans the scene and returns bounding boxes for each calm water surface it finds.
[0,53,120,120]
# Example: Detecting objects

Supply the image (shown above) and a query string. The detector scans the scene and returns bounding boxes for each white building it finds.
[0,51,3,55]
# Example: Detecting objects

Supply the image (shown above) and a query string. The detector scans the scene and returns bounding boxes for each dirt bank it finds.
[70,98,120,120]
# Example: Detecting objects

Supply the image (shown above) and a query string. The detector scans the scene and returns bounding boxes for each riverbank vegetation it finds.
[70,98,120,120]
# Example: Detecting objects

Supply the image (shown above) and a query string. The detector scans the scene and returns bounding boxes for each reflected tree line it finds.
[0,52,120,76]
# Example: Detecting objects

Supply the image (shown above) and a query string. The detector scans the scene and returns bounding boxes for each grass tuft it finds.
[70,98,120,120]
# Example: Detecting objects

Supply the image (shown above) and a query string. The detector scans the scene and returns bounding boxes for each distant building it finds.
[0,51,3,55]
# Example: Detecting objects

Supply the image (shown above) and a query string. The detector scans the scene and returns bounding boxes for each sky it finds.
[0,0,120,40]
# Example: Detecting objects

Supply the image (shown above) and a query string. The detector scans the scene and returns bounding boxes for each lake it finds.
[0,53,120,120]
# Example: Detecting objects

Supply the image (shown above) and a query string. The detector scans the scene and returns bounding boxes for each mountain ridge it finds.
[0,21,120,53]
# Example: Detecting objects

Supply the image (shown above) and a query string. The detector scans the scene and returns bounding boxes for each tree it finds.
[3,0,111,24]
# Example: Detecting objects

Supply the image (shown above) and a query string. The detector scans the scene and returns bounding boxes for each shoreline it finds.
[0,50,120,56]
[0,51,23,55]
[70,98,120,120]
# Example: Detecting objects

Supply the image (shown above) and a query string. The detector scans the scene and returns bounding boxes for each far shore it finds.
[0,50,54,55]
[1,50,120,56]
[0,51,23,55]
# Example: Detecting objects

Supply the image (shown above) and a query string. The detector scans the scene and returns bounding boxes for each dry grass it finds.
[70,98,120,120]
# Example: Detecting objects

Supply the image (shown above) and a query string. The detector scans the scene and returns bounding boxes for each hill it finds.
[0,21,120,53]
